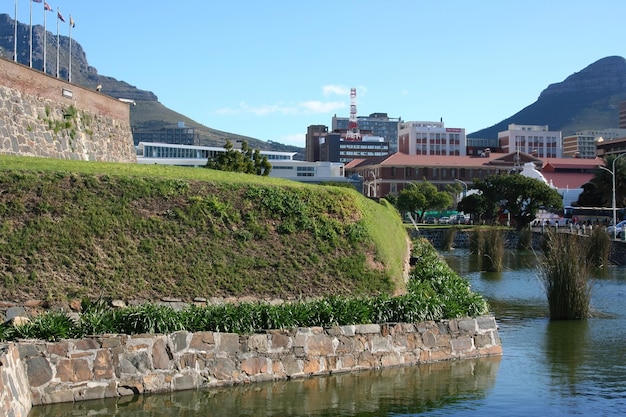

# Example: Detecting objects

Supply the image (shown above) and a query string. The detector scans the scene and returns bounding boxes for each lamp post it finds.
[598,153,626,239]
[454,179,468,198]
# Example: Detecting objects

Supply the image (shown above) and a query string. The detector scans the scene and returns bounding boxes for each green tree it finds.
[396,180,453,221]
[457,193,491,223]
[576,155,626,207]
[468,173,563,230]
[206,140,272,176]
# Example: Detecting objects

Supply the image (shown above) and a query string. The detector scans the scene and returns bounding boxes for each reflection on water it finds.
[29,357,501,417]
[30,249,626,416]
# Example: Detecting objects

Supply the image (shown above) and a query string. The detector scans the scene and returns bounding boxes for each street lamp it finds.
[454,179,468,198]
[598,153,626,239]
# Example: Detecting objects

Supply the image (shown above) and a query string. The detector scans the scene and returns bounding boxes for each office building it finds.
[397,121,467,156]
[563,129,626,158]
[332,113,402,153]
[498,124,562,158]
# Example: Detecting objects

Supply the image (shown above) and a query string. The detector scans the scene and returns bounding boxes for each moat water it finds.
[30,250,626,416]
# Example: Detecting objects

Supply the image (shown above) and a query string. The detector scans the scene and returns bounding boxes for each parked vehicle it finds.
[438,216,450,224]
[607,220,626,238]
[424,216,437,224]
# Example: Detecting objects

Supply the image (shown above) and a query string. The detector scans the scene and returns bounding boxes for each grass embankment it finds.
[0,238,489,341]
[0,155,407,304]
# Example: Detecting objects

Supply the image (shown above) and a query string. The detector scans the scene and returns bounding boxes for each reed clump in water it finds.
[540,231,592,320]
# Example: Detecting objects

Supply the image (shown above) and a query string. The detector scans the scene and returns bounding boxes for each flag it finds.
[57,11,65,22]
[44,2,52,11]
[70,16,75,28]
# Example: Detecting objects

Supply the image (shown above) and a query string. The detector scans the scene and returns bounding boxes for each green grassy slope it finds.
[0,155,408,304]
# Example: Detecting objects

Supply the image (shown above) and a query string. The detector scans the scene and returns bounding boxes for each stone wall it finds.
[0,344,32,417]
[1,316,501,408]
[0,57,136,162]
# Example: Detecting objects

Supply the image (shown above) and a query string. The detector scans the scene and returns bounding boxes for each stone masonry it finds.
[0,316,501,410]
[0,57,135,163]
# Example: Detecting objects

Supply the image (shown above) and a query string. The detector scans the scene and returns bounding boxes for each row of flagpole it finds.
[12,0,76,82]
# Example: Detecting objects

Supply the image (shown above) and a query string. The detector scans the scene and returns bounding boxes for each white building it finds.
[135,142,351,184]
[397,121,467,156]
[498,124,562,158]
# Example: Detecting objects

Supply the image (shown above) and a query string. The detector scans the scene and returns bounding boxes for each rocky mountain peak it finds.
[539,56,626,98]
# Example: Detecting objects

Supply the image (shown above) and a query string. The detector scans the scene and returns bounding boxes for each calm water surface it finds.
[30,250,626,416]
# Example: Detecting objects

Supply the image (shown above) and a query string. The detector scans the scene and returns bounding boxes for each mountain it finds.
[0,14,304,158]
[470,56,626,139]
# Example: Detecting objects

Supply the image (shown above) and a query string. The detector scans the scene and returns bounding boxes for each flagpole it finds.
[13,0,18,62]
[29,0,33,67]
[56,8,60,78]
[68,15,72,82]
[43,3,47,73]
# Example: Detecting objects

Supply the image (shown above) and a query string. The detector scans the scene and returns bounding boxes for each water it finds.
[30,250,626,416]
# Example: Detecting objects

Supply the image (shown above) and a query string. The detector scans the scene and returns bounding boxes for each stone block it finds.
[56,358,93,383]
[356,324,380,334]
[241,357,268,376]
[47,341,69,358]
[371,335,392,353]
[306,334,334,356]
[303,358,321,374]
[5,307,26,321]
[99,336,123,349]
[269,333,290,351]
[93,350,114,380]
[25,356,52,387]
[212,357,237,380]
[173,374,197,391]
[73,339,100,351]
[421,331,438,348]
[217,333,240,353]
[152,339,171,370]
[247,334,269,353]
[171,331,189,352]
[476,315,497,331]
[450,335,474,353]
[458,318,477,333]
[189,332,215,350]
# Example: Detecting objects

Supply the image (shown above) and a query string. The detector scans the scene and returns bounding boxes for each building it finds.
[135,142,353,185]
[563,129,626,158]
[332,113,402,153]
[132,122,199,147]
[466,137,502,156]
[318,133,390,164]
[620,101,626,129]
[345,151,599,199]
[397,121,467,156]
[498,124,562,158]
[595,136,626,157]
[305,125,328,162]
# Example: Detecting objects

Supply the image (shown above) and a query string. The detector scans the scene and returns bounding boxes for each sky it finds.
[3,1,626,148]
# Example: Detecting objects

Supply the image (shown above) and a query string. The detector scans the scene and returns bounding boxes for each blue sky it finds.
[4,1,626,147]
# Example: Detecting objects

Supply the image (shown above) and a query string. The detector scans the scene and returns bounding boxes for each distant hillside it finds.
[470,56,626,139]
[0,14,305,159]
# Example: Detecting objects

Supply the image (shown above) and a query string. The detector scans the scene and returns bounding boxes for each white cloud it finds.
[299,100,345,113]
[323,85,350,96]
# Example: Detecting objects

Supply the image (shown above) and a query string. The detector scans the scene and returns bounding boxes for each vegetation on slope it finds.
[0,155,407,304]
[0,238,488,341]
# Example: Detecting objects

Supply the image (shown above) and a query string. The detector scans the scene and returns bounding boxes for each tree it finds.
[206,140,271,176]
[396,180,453,221]
[457,193,492,223]
[466,173,563,230]
[576,155,626,207]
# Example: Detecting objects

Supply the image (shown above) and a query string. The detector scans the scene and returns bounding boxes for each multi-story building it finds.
[620,101,626,129]
[596,136,626,158]
[132,122,199,147]
[466,137,501,156]
[305,125,328,162]
[332,113,402,153]
[498,124,562,158]
[319,133,390,163]
[563,129,626,158]
[397,121,467,156]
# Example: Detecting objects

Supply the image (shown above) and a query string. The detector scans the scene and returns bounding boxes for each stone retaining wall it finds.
[0,344,32,417]
[0,316,501,410]
[0,57,136,163]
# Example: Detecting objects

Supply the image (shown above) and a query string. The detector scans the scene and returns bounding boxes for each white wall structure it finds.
[498,124,562,158]
[398,121,467,156]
